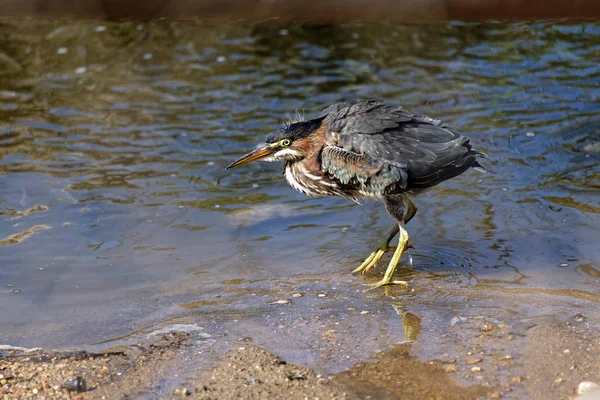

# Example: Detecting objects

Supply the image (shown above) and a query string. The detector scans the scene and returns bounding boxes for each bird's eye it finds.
[281,139,291,147]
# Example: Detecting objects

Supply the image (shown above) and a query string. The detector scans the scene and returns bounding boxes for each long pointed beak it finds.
[226,145,274,169]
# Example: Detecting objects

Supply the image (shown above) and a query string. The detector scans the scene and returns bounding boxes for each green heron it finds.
[227,99,486,289]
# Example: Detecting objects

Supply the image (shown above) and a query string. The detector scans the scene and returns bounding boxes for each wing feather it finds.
[321,146,408,196]
[321,100,485,192]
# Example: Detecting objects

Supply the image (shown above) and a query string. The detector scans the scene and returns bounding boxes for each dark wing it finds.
[320,99,485,194]
[321,146,408,196]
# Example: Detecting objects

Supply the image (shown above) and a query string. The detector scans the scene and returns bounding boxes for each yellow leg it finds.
[353,196,417,275]
[352,224,399,274]
[366,222,410,290]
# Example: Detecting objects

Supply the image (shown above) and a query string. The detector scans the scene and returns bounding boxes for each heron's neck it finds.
[283,161,320,197]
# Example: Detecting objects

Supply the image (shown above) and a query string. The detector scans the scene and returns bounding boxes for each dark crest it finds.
[266,116,326,144]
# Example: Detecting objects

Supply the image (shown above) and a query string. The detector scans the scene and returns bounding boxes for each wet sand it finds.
[2,304,599,399]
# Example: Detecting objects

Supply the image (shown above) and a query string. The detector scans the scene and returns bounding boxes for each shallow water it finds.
[0,20,598,372]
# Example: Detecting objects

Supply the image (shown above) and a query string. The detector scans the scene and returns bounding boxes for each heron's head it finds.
[226,117,325,169]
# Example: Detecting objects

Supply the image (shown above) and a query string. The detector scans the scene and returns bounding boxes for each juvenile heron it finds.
[227,99,486,289]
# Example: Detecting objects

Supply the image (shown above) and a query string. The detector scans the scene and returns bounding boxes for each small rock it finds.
[466,358,482,365]
[246,376,261,384]
[271,299,291,304]
[347,307,356,311]
[317,293,327,298]
[322,329,336,340]
[174,388,191,396]
[291,293,303,298]
[497,355,513,361]
[286,370,307,380]
[480,324,495,332]
[64,376,87,393]
[577,381,600,395]
[471,367,482,373]
[444,365,457,373]
[512,376,522,383]
[360,311,370,315]
[554,377,564,385]
[573,313,586,322]
[490,392,501,399]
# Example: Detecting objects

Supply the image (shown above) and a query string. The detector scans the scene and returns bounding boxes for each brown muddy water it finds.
[0,20,599,397]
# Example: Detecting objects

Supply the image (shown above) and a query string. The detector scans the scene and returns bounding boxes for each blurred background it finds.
[0,18,598,382]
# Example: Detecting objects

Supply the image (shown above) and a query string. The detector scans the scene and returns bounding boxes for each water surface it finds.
[0,21,598,368]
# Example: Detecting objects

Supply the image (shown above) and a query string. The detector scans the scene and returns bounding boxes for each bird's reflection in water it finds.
[393,305,422,342]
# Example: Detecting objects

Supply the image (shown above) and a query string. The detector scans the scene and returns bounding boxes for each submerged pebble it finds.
[450,316,467,326]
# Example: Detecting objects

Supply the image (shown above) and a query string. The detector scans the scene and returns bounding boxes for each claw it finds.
[353,249,386,274]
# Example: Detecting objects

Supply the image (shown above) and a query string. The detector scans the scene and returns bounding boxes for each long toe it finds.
[364,279,409,291]
[353,249,386,274]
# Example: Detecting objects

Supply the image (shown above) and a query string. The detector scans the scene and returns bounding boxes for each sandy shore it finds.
[2,315,599,399]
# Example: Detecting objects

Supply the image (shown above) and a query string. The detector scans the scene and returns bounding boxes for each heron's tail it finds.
[471,150,489,173]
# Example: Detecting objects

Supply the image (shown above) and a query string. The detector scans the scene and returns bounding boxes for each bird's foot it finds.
[352,243,414,275]
[352,247,395,275]
[364,279,409,291]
